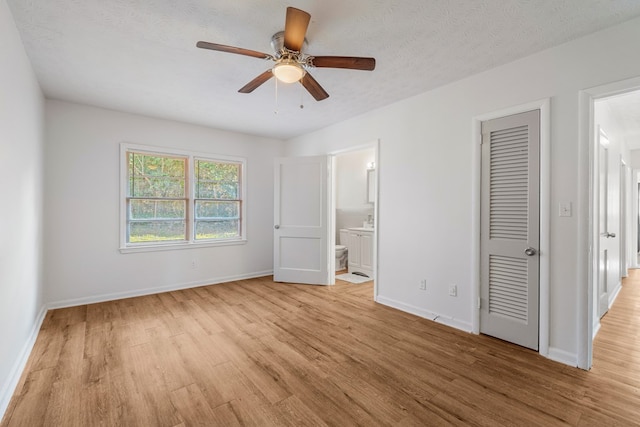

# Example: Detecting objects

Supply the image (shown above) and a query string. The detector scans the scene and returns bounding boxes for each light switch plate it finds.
[559,202,572,217]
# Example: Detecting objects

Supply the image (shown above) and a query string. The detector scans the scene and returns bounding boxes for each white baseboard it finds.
[375,296,473,333]
[0,305,48,421]
[608,281,622,307]
[547,347,578,367]
[592,320,601,339]
[376,296,579,368]
[47,270,273,309]
[1,270,273,421]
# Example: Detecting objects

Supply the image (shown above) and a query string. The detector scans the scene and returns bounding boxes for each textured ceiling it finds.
[8,0,640,140]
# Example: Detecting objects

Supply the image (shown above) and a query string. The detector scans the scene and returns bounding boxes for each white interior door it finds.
[480,110,540,351]
[274,156,330,285]
[597,128,614,318]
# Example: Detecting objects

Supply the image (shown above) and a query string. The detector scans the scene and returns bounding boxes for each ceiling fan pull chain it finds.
[274,75,279,115]
[300,83,304,109]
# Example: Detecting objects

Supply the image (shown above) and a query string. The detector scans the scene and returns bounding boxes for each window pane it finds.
[128,220,186,243]
[195,219,239,240]
[195,160,240,199]
[132,177,185,198]
[130,199,185,220]
[196,181,239,199]
[129,152,186,197]
[195,201,239,219]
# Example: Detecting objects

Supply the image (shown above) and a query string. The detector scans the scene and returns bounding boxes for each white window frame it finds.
[120,143,247,253]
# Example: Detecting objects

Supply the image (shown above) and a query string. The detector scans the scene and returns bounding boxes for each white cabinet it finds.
[347,228,374,278]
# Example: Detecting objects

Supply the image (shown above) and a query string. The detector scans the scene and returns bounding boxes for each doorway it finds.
[580,78,640,370]
[330,142,379,297]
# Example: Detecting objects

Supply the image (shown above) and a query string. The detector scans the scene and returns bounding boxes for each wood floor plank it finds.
[209,402,242,426]
[42,378,83,427]
[170,384,217,426]
[120,342,184,425]
[2,368,57,426]
[233,358,292,405]
[4,272,640,426]
[273,395,329,427]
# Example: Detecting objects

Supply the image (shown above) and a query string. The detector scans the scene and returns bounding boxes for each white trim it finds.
[46,270,273,309]
[0,306,48,421]
[329,155,336,279]
[372,139,380,299]
[376,296,473,333]
[592,320,602,339]
[119,142,247,251]
[608,280,622,307]
[579,75,640,370]
[471,119,482,334]
[119,238,247,254]
[547,347,578,367]
[629,168,640,268]
[471,98,551,357]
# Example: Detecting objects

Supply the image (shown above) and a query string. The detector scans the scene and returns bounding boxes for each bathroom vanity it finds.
[347,227,374,279]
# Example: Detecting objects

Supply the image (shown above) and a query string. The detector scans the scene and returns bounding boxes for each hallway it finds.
[590,268,640,424]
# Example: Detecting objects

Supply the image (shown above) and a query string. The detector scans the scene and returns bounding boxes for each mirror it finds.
[366,169,376,203]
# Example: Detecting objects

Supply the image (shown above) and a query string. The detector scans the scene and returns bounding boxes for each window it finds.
[121,144,245,251]
[194,159,241,240]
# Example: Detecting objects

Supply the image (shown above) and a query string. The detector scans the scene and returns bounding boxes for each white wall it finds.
[631,149,640,169]
[284,16,640,365]
[336,148,375,210]
[0,0,45,416]
[44,100,284,306]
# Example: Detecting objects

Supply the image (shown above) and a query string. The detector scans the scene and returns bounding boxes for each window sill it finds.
[119,238,247,254]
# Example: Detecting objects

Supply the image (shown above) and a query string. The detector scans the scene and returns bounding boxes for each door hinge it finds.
[477,297,481,309]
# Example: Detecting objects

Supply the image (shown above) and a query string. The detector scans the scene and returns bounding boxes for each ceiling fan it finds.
[196,6,376,101]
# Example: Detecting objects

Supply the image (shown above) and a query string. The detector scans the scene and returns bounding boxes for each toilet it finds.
[335,229,349,271]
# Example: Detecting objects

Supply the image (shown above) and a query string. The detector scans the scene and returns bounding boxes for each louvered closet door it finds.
[480,110,540,350]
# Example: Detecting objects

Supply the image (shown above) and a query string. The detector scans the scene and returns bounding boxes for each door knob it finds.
[274,225,280,229]
[524,247,537,256]
[607,232,616,238]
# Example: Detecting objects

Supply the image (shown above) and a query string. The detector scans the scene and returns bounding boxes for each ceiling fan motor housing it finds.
[271,31,308,58]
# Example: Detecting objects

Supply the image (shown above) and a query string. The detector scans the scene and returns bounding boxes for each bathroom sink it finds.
[348,227,374,232]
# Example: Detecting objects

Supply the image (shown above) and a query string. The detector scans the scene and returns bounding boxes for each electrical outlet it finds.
[448,285,457,297]
[190,259,198,269]
[419,279,427,290]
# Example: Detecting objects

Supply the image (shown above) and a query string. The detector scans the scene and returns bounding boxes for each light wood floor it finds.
[2,272,640,426]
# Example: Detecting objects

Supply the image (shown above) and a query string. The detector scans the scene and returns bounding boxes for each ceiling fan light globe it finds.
[273,61,305,83]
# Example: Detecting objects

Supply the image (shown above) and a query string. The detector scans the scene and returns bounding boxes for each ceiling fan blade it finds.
[196,41,272,60]
[238,70,273,93]
[300,73,329,101]
[284,7,311,52]
[311,56,376,71]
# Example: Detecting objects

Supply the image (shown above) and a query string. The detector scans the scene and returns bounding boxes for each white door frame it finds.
[471,98,551,358]
[620,159,628,279]
[633,170,640,269]
[328,139,380,299]
[578,76,640,370]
